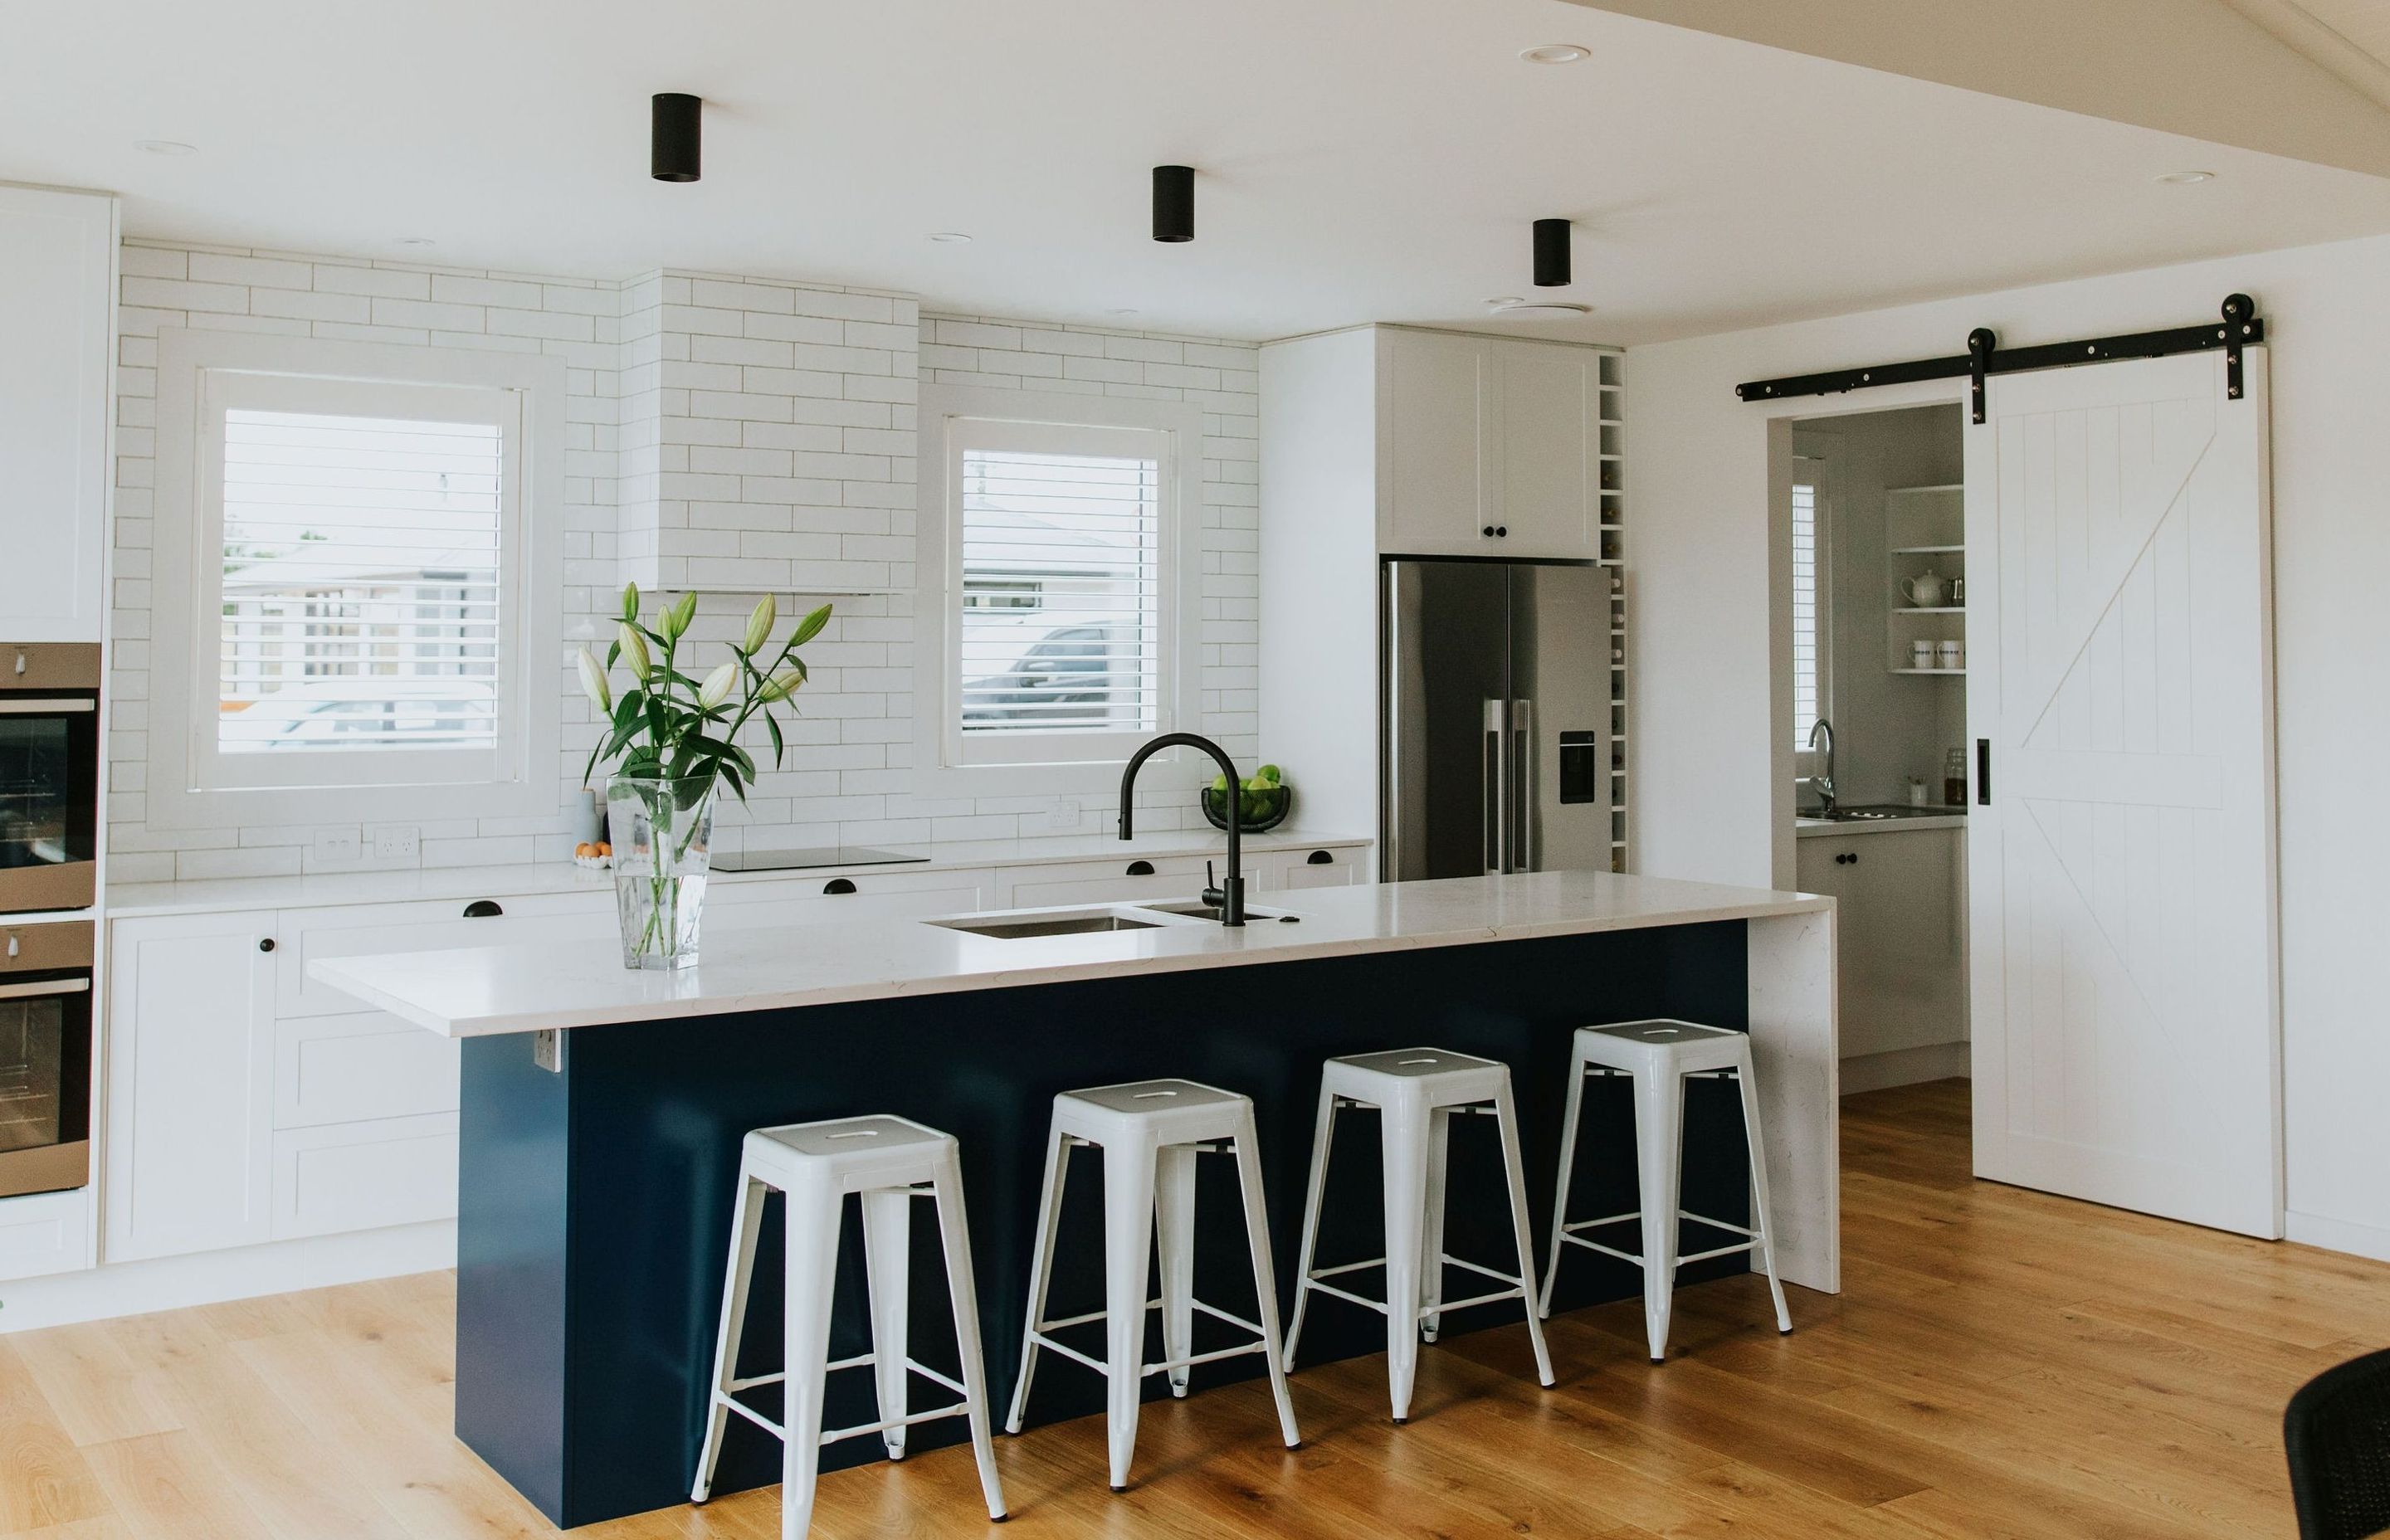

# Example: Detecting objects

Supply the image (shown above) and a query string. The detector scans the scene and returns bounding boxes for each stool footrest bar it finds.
[821,1400,972,1448]
[1300,1277,1389,1315]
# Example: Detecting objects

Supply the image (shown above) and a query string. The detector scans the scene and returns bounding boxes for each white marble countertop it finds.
[1795,812,1965,837]
[310,869,1834,1038]
[105,826,1369,919]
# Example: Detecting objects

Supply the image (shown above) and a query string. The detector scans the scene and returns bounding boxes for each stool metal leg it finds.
[692,1161,768,1503]
[1100,1137,1159,1491]
[1419,1106,1451,1343]
[1734,1058,1794,1334]
[860,1187,910,1460]
[1283,1084,1337,1366]
[1154,1143,1198,1398]
[778,1179,843,1540]
[1631,1069,1687,1362]
[931,1157,1010,1521]
[1005,1128,1071,1435]
[1538,1059,1589,1320]
[1491,1079,1557,1388]
[1230,1116,1302,1450]
[1378,1094,1432,1423]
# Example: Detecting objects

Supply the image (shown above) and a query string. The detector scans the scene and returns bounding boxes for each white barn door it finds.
[1965,348,2280,1237]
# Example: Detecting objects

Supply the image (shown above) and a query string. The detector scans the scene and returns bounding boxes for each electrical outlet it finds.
[310,826,363,864]
[369,824,420,862]
[1041,797,1080,833]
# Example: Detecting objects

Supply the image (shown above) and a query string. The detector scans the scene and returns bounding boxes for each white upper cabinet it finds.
[0,186,114,642]
[1373,328,1603,561]
[1494,341,1601,559]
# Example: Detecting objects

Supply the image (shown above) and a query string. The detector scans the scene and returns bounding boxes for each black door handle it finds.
[1306,850,1334,865]
[1482,525,1496,538]
[463,899,504,919]
[1125,860,1156,876]
[823,878,857,895]
[1977,739,1992,805]
[1494,525,1508,538]
[258,937,276,953]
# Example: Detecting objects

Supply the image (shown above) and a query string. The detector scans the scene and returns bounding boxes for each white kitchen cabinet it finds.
[270,1114,457,1240]
[707,865,993,932]
[1373,329,1604,562]
[1262,845,1364,890]
[1795,829,1966,1062]
[274,892,610,1019]
[1378,328,1495,554]
[0,1190,91,1281]
[0,185,115,642]
[105,913,276,1262]
[1003,853,1217,909]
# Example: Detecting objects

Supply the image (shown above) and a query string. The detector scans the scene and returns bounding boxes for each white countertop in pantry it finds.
[105,826,1370,919]
[307,869,1833,1038]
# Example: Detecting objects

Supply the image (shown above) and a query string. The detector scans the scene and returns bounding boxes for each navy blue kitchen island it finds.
[315,870,1839,1528]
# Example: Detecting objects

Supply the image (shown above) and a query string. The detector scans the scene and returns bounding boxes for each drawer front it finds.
[270,1114,458,1240]
[276,894,610,1018]
[0,1189,90,1282]
[1006,854,1213,909]
[707,870,991,932]
[275,1014,460,1129]
[1262,846,1364,890]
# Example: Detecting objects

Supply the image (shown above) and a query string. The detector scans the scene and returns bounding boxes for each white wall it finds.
[1627,231,2390,1257]
[105,241,1264,879]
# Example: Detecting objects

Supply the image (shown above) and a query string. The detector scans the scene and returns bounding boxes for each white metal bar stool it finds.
[1005,1078,1300,1493]
[1536,1019,1792,1362]
[1284,1048,1555,1424]
[692,1114,1006,1538]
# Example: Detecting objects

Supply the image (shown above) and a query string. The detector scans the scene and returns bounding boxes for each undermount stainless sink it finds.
[1137,900,1286,923]
[928,912,1165,940]
[1805,803,1963,823]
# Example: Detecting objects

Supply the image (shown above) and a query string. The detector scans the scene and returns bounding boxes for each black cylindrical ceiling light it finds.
[651,93,702,183]
[1532,217,1572,287]
[1152,165,1195,243]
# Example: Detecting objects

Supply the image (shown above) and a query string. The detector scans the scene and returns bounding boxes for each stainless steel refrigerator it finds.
[1383,559,1612,880]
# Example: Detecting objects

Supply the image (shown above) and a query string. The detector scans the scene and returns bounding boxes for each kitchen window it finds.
[1791,451,1832,777]
[918,387,1203,794]
[147,329,563,827]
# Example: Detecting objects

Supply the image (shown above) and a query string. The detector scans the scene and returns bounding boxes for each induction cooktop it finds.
[709,845,930,873]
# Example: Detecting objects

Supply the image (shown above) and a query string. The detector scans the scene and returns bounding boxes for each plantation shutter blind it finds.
[1790,472,1824,748]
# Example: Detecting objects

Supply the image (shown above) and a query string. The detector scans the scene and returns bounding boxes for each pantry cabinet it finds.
[1794,827,1966,1062]
[0,185,115,642]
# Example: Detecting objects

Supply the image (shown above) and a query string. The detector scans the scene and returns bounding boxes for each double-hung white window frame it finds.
[148,328,564,829]
[915,385,1204,800]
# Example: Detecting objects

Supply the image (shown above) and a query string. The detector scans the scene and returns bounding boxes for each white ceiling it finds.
[5,0,2390,344]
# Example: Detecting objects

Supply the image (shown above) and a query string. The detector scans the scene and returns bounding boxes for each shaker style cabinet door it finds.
[0,186,114,642]
[1377,328,1495,555]
[105,914,276,1261]
[1492,339,1601,560]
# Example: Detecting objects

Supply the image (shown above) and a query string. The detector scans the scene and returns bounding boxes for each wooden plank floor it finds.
[4,1079,2381,1538]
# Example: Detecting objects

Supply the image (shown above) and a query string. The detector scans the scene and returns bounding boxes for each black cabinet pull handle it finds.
[823,878,857,895]
[463,899,504,919]
[1833,852,1861,865]
[1977,738,1992,805]
[1306,850,1333,865]
[258,937,276,953]
[1125,860,1156,876]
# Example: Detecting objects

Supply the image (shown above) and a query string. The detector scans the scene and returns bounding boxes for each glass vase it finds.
[607,775,716,970]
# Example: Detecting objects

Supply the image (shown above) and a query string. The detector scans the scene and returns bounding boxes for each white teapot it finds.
[1900,570,1948,608]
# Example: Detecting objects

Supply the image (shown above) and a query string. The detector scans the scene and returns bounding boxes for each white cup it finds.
[1910,640,1936,669]
[1938,640,1964,670]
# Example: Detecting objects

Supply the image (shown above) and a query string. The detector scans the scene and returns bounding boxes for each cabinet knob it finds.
[1482,525,1495,538]
[462,899,504,919]
[1125,860,1156,876]
[823,877,857,895]
[258,937,277,953]
[1495,525,1508,538]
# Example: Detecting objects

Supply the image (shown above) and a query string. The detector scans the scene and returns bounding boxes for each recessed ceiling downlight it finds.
[927,231,973,243]
[1519,43,1589,64]
[1488,299,1592,319]
[2156,170,2216,184]
[135,139,197,156]
[393,236,437,248]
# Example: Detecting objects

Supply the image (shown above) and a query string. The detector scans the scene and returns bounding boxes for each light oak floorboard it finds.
[3,1079,2379,1537]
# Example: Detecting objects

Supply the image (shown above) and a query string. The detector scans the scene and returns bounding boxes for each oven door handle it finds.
[0,977,89,998]
[0,698,95,714]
